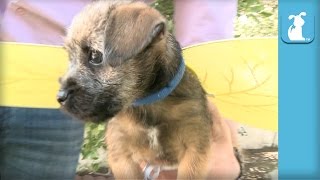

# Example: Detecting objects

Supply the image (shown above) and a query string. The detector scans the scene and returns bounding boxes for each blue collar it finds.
[133,58,185,106]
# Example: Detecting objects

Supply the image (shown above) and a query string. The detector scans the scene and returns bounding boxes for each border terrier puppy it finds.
[58,1,213,179]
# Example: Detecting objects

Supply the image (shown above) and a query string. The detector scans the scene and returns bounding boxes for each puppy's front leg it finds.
[177,148,209,179]
[108,153,143,180]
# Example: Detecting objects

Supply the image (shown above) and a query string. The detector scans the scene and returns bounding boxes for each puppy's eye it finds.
[89,49,103,65]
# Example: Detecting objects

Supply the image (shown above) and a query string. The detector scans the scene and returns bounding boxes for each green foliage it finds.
[151,0,174,32]
[235,0,278,38]
[151,0,174,20]
[77,123,106,172]
[81,123,105,160]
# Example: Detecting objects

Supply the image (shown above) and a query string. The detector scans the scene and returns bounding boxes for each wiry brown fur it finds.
[60,1,213,179]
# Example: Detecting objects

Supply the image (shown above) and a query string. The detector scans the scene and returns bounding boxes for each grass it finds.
[77,0,278,173]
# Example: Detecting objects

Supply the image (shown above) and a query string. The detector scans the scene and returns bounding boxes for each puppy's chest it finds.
[131,127,178,165]
[131,127,165,157]
[108,120,177,163]
[107,113,184,166]
[145,127,161,150]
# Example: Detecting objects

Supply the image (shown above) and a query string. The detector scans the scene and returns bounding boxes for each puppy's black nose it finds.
[57,89,71,103]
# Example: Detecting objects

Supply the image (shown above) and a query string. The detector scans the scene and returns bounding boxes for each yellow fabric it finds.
[0,38,277,131]
[183,38,278,131]
[1,43,68,109]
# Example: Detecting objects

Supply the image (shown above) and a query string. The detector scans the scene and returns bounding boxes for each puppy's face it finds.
[58,1,172,122]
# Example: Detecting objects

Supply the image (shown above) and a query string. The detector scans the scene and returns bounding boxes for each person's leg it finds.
[1,1,88,179]
[0,0,7,18]
[173,0,238,47]
[0,107,84,180]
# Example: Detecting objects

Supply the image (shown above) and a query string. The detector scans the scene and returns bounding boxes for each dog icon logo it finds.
[281,10,314,44]
[288,12,306,41]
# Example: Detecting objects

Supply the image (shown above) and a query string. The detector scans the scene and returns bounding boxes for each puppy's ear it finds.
[104,2,166,67]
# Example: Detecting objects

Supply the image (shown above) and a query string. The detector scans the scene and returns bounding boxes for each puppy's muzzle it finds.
[57,88,73,104]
